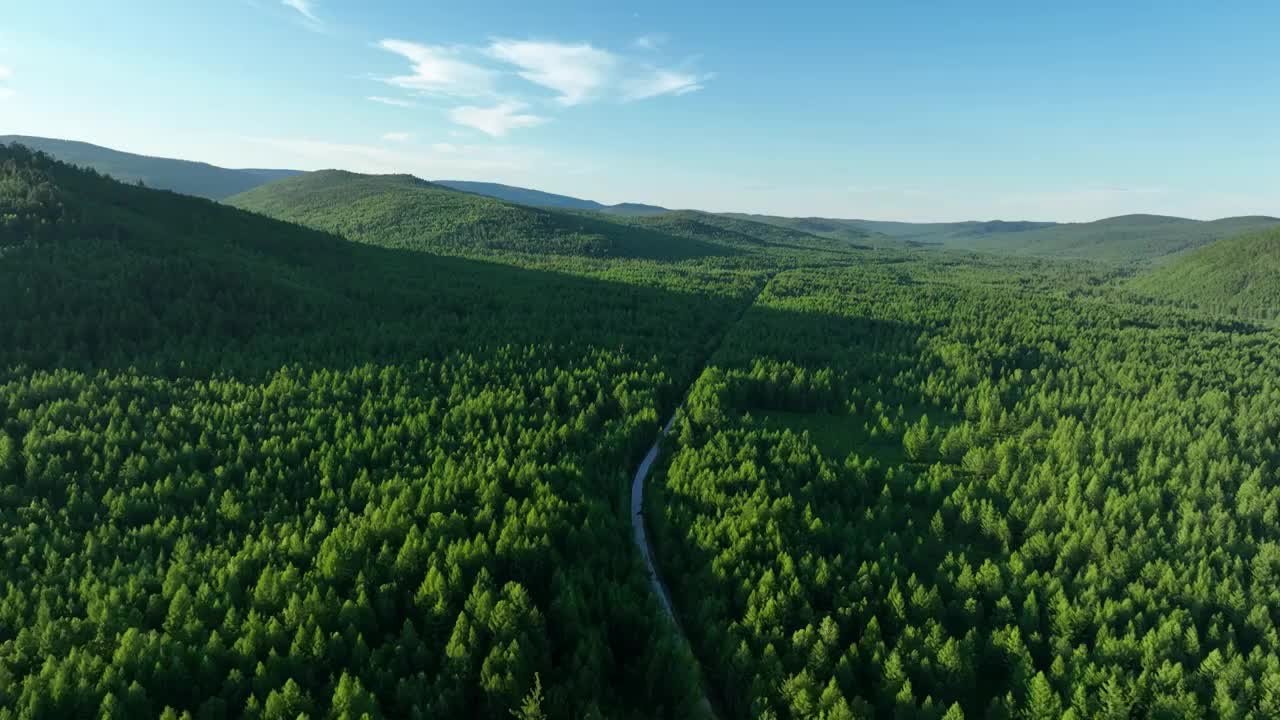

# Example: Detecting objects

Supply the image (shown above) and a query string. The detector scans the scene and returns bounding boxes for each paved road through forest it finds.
[630,413,720,719]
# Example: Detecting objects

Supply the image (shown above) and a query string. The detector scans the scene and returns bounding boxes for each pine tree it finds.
[1023,673,1062,720]
[511,673,546,720]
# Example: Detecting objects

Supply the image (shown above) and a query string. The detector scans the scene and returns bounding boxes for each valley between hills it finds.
[3,137,1280,720]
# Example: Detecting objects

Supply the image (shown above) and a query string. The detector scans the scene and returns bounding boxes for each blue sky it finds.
[2,0,1278,221]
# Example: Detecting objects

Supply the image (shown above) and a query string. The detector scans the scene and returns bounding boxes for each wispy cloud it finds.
[372,34,711,135]
[281,0,317,21]
[280,0,324,30]
[487,39,616,106]
[0,65,11,82]
[382,132,412,142]
[633,34,666,50]
[449,102,546,137]
[367,95,417,108]
[623,69,709,101]
[379,40,494,97]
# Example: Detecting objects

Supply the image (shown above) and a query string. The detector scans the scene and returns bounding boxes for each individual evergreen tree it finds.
[511,674,546,720]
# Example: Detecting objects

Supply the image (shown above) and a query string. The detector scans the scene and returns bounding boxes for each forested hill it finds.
[725,212,1280,263]
[955,213,1280,262]
[718,214,880,245]
[0,145,748,372]
[436,180,669,216]
[0,143,766,717]
[721,214,1056,247]
[0,135,300,200]
[1130,225,1280,321]
[229,170,857,262]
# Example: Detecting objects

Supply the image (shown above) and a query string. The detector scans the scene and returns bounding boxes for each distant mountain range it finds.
[0,135,302,200]
[0,135,673,214]
[434,180,669,216]
[227,170,854,261]
[954,213,1280,262]
[5,134,1276,264]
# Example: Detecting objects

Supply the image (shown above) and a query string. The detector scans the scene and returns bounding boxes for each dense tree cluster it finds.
[8,142,1279,720]
[651,262,1280,719]
[0,146,767,718]
[1130,226,1280,322]
[1,349,711,719]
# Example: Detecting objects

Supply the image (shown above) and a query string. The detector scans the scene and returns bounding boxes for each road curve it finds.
[631,413,720,719]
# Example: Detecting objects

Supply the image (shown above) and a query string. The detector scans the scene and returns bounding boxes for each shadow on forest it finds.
[0,213,761,387]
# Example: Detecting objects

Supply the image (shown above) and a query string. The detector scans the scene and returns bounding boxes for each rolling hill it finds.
[955,213,1280,262]
[229,170,860,262]
[0,135,300,200]
[436,180,669,215]
[727,212,1280,264]
[0,142,758,718]
[720,213,892,247]
[723,214,1056,246]
[1130,225,1280,320]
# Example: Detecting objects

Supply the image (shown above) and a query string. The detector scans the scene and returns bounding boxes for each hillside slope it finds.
[1130,225,1280,320]
[722,213,1061,250]
[435,179,669,215]
[853,218,1059,244]
[719,213,879,245]
[230,170,856,262]
[0,135,300,200]
[0,143,756,719]
[958,213,1280,262]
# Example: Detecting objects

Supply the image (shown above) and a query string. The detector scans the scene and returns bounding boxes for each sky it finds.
[2,0,1278,221]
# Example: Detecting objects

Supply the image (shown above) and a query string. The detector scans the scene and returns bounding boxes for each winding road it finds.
[631,413,720,719]
[630,273,775,718]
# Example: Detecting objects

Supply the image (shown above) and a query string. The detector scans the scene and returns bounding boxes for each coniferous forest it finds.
[4,140,1280,720]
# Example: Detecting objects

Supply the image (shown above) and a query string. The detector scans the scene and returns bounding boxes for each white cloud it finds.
[448,102,546,137]
[624,69,707,101]
[367,95,417,108]
[382,132,412,142]
[281,0,321,28]
[370,35,712,136]
[487,39,616,106]
[379,40,494,97]
[0,66,11,82]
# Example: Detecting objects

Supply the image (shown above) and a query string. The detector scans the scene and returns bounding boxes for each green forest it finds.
[4,142,1280,719]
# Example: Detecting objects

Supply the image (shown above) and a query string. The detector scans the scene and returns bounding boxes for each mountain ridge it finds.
[435,179,670,216]
[227,169,836,261]
[0,135,303,200]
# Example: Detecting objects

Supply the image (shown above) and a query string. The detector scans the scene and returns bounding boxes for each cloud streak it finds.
[382,132,412,142]
[281,0,323,30]
[372,35,711,135]
[449,102,546,137]
[623,69,709,101]
[367,95,417,108]
[379,40,494,97]
[487,39,616,106]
